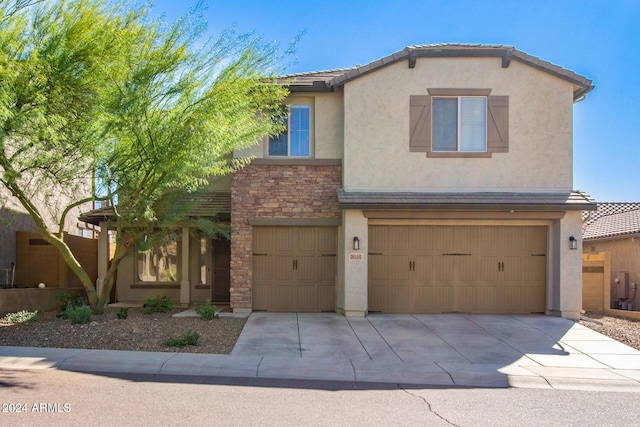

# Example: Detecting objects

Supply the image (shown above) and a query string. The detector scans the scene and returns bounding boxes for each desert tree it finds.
[0,0,289,312]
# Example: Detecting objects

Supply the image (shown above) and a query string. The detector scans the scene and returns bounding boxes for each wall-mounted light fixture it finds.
[353,236,360,250]
[569,236,578,250]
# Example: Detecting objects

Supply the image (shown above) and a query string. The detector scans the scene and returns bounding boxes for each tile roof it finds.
[285,44,594,100]
[338,190,596,211]
[583,202,640,241]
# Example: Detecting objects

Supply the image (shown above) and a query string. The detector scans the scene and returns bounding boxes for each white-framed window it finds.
[268,103,311,157]
[136,239,181,283]
[432,96,487,152]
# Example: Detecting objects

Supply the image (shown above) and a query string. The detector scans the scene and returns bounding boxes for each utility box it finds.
[617,271,630,299]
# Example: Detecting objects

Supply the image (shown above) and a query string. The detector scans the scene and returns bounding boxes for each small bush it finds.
[117,307,129,320]
[165,330,200,347]
[1,310,39,323]
[66,305,92,324]
[143,295,174,314]
[195,300,218,320]
[56,291,86,318]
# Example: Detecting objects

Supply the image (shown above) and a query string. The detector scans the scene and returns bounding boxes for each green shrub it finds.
[143,295,174,314]
[117,307,129,320]
[1,310,39,323]
[194,300,218,320]
[165,330,200,347]
[56,291,86,318]
[66,305,92,324]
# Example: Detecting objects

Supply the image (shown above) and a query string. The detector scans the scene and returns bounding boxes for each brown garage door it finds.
[368,225,546,314]
[253,226,336,312]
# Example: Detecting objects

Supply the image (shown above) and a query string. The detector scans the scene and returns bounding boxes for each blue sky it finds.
[155,0,640,202]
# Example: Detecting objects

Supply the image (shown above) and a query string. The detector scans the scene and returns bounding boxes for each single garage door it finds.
[253,226,336,312]
[369,225,546,314]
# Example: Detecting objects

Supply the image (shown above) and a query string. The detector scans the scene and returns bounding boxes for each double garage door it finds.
[369,225,547,314]
[253,227,336,312]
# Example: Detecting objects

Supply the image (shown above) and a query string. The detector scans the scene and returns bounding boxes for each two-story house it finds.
[87,44,595,321]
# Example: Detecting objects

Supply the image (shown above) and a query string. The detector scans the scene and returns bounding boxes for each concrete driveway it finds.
[232,312,640,389]
[3,312,640,390]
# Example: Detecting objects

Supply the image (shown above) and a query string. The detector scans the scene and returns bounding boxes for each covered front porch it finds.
[80,192,232,307]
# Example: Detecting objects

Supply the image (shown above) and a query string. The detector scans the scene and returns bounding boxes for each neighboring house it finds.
[583,202,640,310]
[84,44,596,321]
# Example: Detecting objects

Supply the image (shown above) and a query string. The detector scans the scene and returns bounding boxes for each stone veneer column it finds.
[230,163,342,313]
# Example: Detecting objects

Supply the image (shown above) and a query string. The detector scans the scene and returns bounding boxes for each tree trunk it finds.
[94,239,129,314]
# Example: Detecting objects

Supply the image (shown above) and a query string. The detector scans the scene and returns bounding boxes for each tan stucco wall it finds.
[547,210,583,320]
[342,58,575,192]
[234,91,344,160]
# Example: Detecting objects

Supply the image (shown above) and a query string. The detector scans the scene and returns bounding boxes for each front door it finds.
[212,238,231,303]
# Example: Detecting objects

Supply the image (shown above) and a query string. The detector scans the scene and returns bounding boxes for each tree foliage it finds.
[0,0,290,312]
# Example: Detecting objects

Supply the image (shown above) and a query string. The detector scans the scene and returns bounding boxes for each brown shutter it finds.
[410,95,431,152]
[487,96,509,153]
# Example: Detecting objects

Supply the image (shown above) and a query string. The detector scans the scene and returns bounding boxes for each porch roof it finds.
[79,191,231,226]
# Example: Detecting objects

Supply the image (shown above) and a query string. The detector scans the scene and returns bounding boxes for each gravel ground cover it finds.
[580,312,640,351]
[0,308,246,354]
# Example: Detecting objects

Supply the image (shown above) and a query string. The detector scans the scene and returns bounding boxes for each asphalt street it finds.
[0,368,631,426]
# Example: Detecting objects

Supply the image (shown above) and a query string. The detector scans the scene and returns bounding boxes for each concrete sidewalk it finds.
[1,313,640,392]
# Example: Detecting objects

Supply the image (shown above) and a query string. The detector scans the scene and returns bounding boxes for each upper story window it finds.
[268,104,311,157]
[409,89,508,158]
[432,97,486,152]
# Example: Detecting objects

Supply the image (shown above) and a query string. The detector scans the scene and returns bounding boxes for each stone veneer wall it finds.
[230,163,342,309]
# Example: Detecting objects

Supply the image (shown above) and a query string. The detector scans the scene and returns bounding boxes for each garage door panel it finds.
[389,226,410,251]
[317,228,337,252]
[475,286,499,312]
[319,256,337,283]
[297,228,317,252]
[434,256,454,283]
[388,285,410,313]
[275,227,298,252]
[409,226,433,252]
[273,256,295,281]
[455,256,476,282]
[369,226,388,253]
[389,255,410,281]
[526,256,546,282]
[502,256,524,282]
[478,256,499,282]
[456,286,475,312]
[272,285,297,311]
[296,256,318,281]
[369,254,387,282]
[433,286,454,312]
[477,226,500,252]
[317,285,335,311]
[297,285,316,311]
[412,285,433,312]
[433,227,455,253]
[369,285,387,312]
[253,256,274,283]
[413,255,433,284]
[525,227,547,254]
[253,284,271,310]
[253,228,274,253]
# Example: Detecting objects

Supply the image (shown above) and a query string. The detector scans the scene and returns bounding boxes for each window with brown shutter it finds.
[409,89,509,158]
